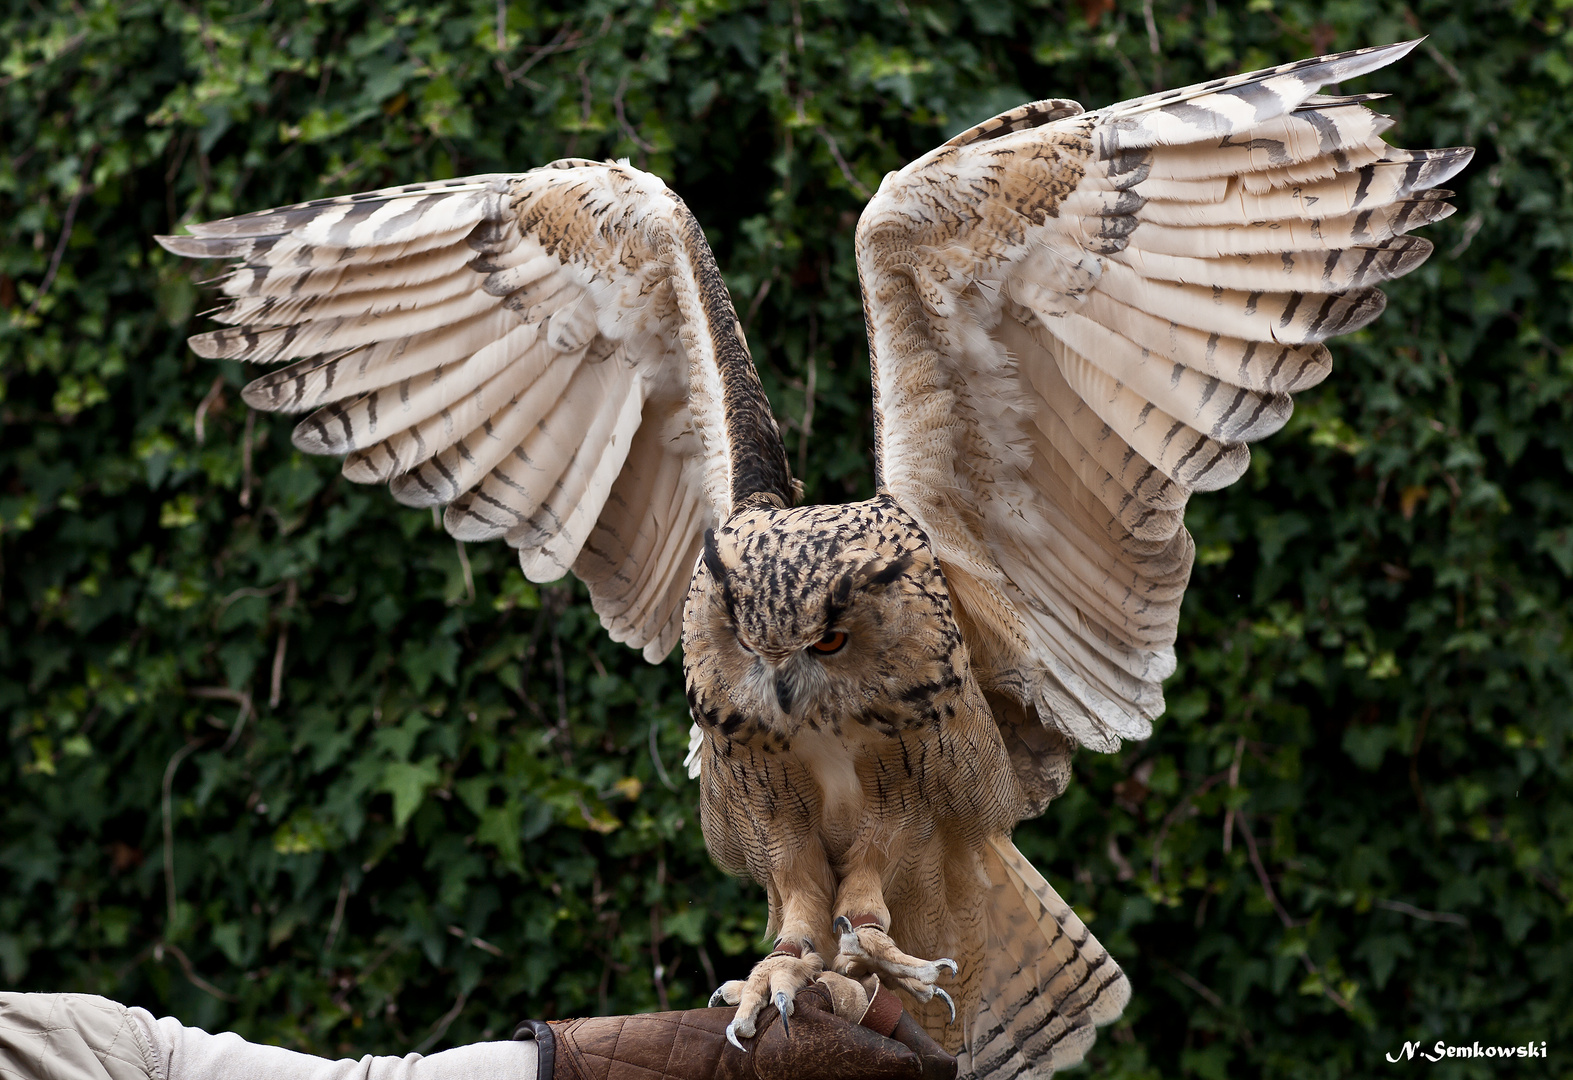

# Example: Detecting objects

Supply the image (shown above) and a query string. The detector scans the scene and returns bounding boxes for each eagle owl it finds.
[158,41,1469,1078]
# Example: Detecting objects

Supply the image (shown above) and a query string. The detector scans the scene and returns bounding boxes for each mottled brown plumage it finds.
[158,41,1470,1079]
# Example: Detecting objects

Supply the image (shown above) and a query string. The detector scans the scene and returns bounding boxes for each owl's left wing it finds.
[859,41,1470,753]
[159,164,793,663]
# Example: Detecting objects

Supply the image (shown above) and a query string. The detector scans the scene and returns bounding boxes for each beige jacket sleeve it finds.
[0,993,536,1080]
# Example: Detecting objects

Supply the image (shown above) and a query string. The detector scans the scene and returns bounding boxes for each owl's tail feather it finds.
[959,835,1131,1080]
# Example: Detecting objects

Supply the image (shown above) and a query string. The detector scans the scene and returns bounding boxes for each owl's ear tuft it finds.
[702,528,739,624]
[702,528,728,583]
[831,552,914,614]
[860,552,915,590]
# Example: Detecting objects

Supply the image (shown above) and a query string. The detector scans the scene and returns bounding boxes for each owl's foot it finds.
[709,947,825,1049]
[832,916,958,1023]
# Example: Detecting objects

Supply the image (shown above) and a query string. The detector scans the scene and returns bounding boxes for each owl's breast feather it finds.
[790,724,870,856]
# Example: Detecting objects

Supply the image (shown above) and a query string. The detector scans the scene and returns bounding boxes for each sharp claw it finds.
[726,1021,748,1053]
[935,957,958,977]
[934,987,956,1024]
[775,991,792,1035]
[708,987,727,1008]
[833,915,852,935]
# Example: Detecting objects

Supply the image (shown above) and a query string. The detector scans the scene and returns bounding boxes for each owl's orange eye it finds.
[811,630,848,655]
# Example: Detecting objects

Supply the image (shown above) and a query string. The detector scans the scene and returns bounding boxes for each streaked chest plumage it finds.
[681,494,1031,878]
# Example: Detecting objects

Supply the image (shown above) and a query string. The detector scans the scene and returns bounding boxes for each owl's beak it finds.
[774,672,795,715]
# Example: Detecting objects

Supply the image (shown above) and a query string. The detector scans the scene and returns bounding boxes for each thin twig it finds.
[1236,811,1299,928]
[357,942,402,985]
[413,991,467,1054]
[239,410,255,508]
[649,721,678,791]
[324,871,351,953]
[1529,868,1568,904]
[0,31,85,88]
[1373,898,1469,927]
[1106,834,1135,881]
[189,686,254,749]
[797,312,817,480]
[1149,769,1229,881]
[1297,952,1353,1011]
[816,128,871,198]
[502,24,578,85]
[192,377,225,444]
[697,942,718,991]
[316,155,367,193]
[550,608,571,750]
[270,579,297,708]
[28,149,96,316]
[650,857,670,1010]
[1159,958,1223,1008]
[217,583,285,611]
[448,924,504,956]
[162,737,214,923]
[1153,959,1255,1049]
[1422,39,1464,85]
[1141,0,1162,87]
[1447,211,1483,258]
[158,940,238,1002]
[1222,734,1243,853]
[454,540,475,605]
[612,74,657,154]
[743,274,774,332]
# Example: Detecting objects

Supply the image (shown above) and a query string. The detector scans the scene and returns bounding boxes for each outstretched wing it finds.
[858,41,1471,752]
[158,163,792,662]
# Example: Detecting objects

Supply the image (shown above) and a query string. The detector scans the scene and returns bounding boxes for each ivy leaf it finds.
[379,756,441,829]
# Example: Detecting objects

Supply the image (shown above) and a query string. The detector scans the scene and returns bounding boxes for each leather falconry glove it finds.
[513,972,955,1080]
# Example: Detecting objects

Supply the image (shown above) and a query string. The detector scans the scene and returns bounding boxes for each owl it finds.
[158,41,1470,1079]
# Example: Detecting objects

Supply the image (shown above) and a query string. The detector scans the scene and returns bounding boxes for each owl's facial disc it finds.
[689,505,948,733]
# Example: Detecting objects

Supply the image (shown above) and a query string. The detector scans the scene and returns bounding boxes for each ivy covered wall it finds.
[2,1,1570,1077]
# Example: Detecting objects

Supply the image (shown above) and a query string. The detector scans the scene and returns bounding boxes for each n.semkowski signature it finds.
[1388,1040,1549,1063]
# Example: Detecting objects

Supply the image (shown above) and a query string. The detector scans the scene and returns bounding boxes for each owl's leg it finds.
[830,866,958,1021]
[709,878,831,1048]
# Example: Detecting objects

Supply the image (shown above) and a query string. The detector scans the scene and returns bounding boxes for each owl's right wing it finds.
[858,42,1470,754]
[158,162,792,662]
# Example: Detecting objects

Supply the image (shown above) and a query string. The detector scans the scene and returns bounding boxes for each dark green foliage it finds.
[2,0,1570,1075]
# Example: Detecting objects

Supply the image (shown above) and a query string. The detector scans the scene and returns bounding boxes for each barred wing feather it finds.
[158,163,792,662]
[859,40,1470,753]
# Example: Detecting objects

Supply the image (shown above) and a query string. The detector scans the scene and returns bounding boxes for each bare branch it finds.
[162,736,213,924]
[1237,811,1299,929]
[1374,898,1469,927]
[28,148,96,316]
[816,127,871,198]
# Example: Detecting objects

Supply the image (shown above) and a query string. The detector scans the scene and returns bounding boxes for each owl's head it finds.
[682,497,969,743]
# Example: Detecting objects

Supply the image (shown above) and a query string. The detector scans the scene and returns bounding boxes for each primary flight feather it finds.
[159,41,1470,1078]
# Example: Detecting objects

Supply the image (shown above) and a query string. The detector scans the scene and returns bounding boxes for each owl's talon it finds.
[725,1020,748,1053]
[934,987,955,1024]
[832,915,853,935]
[832,923,959,1007]
[710,979,744,1008]
[722,949,822,1053]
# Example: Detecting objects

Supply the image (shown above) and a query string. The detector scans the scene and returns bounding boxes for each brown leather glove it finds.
[513,976,956,1080]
